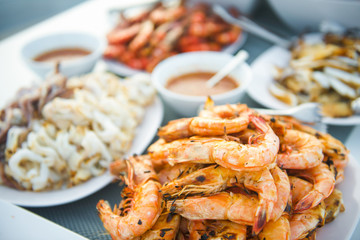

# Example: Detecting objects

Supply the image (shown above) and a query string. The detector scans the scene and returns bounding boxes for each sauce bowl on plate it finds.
[21,32,104,78]
[151,51,252,117]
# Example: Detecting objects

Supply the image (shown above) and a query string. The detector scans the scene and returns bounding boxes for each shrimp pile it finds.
[0,72,155,191]
[104,1,242,72]
[269,30,360,117]
[97,99,349,240]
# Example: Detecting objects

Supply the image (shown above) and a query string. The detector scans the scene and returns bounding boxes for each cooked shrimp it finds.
[188,21,227,38]
[288,163,335,212]
[149,5,186,24]
[188,220,207,240]
[258,215,290,240]
[96,156,162,240]
[207,220,246,240]
[188,220,246,240]
[157,109,251,142]
[161,164,277,226]
[215,26,242,45]
[270,167,291,221]
[289,176,313,206]
[199,97,250,119]
[122,155,158,188]
[166,192,264,234]
[129,20,154,52]
[140,213,181,240]
[323,155,347,184]
[158,162,203,185]
[109,159,127,177]
[149,116,279,171]
[324,188,345,223]
[107,23,141,44]
[277,129,324,169]
[289,202,325,240]
[281,116,349,163]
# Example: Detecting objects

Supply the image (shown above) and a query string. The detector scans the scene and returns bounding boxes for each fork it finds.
[253,103,323,123]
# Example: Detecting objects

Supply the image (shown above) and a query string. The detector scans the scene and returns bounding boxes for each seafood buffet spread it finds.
[0,71,156,191]
[269,31,360,118]
[97,98,349,240]
[104,1,242,72]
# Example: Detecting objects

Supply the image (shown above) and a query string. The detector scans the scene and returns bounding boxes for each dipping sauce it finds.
[33,47,91,63]
[166,72,239,96]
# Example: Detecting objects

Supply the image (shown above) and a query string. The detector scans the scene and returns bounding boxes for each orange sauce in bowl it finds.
[33,47,91,63]
[166,72,239,96]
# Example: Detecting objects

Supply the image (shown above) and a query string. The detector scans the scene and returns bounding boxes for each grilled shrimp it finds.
[288,163,335,212]
[198,97,249,118]
[129,20,154,52]
[107,23,142,44]
[188,220,246,240]
[289,202,326,240]
[166,192,265,234]
[140,212,181,240]
[258,215,290,240]
[158,162,203,185]
[270,167,291,221]
[289,176,313,206]
[161,164,277,225]
[324,188,345,223]
[157,108,251,142]
[149,116,279,171]
[277,129,324,169]
[280,116,349,165]
[97,156,162,240]
[149,5,186,24]
[188,220,207,240]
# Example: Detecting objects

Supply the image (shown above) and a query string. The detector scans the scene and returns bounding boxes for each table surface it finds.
[0,0,359,239]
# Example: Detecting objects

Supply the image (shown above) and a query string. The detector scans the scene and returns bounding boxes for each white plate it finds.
[317,155,360,240]
[0,199,88,240]
[104,0,248,76]
[248,35,360,126]
[0,96,163,207]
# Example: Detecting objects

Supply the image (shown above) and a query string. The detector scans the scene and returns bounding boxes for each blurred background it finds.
[0,0,87,40]
[0,0,289,41]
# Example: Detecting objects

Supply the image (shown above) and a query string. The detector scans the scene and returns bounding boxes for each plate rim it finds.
[0,96,163,207]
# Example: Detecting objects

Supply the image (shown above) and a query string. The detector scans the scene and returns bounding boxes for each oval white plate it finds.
[0,96,163,207]
[104,0,248,77]
[248,34,360,126]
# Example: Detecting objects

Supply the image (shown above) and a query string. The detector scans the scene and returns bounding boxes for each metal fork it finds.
[253,103,323,123]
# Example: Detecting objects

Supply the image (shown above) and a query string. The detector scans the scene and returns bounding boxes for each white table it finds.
[0,0,359,239]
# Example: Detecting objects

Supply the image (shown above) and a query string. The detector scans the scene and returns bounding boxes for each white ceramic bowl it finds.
[151,51,252,117]
[267,0,360,33]
[21,32,104,78]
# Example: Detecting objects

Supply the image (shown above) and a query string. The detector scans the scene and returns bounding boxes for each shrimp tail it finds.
[250,115,267,133]
[96,200,120,239]
[294,191,325,212]
[253,204,267,235]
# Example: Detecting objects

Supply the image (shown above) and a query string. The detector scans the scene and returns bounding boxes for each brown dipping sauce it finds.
[33,47,91,63]
[166,72,239,96]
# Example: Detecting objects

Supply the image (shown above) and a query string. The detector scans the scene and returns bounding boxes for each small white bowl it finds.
[151,51,252,117]
[21,32,104,78]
